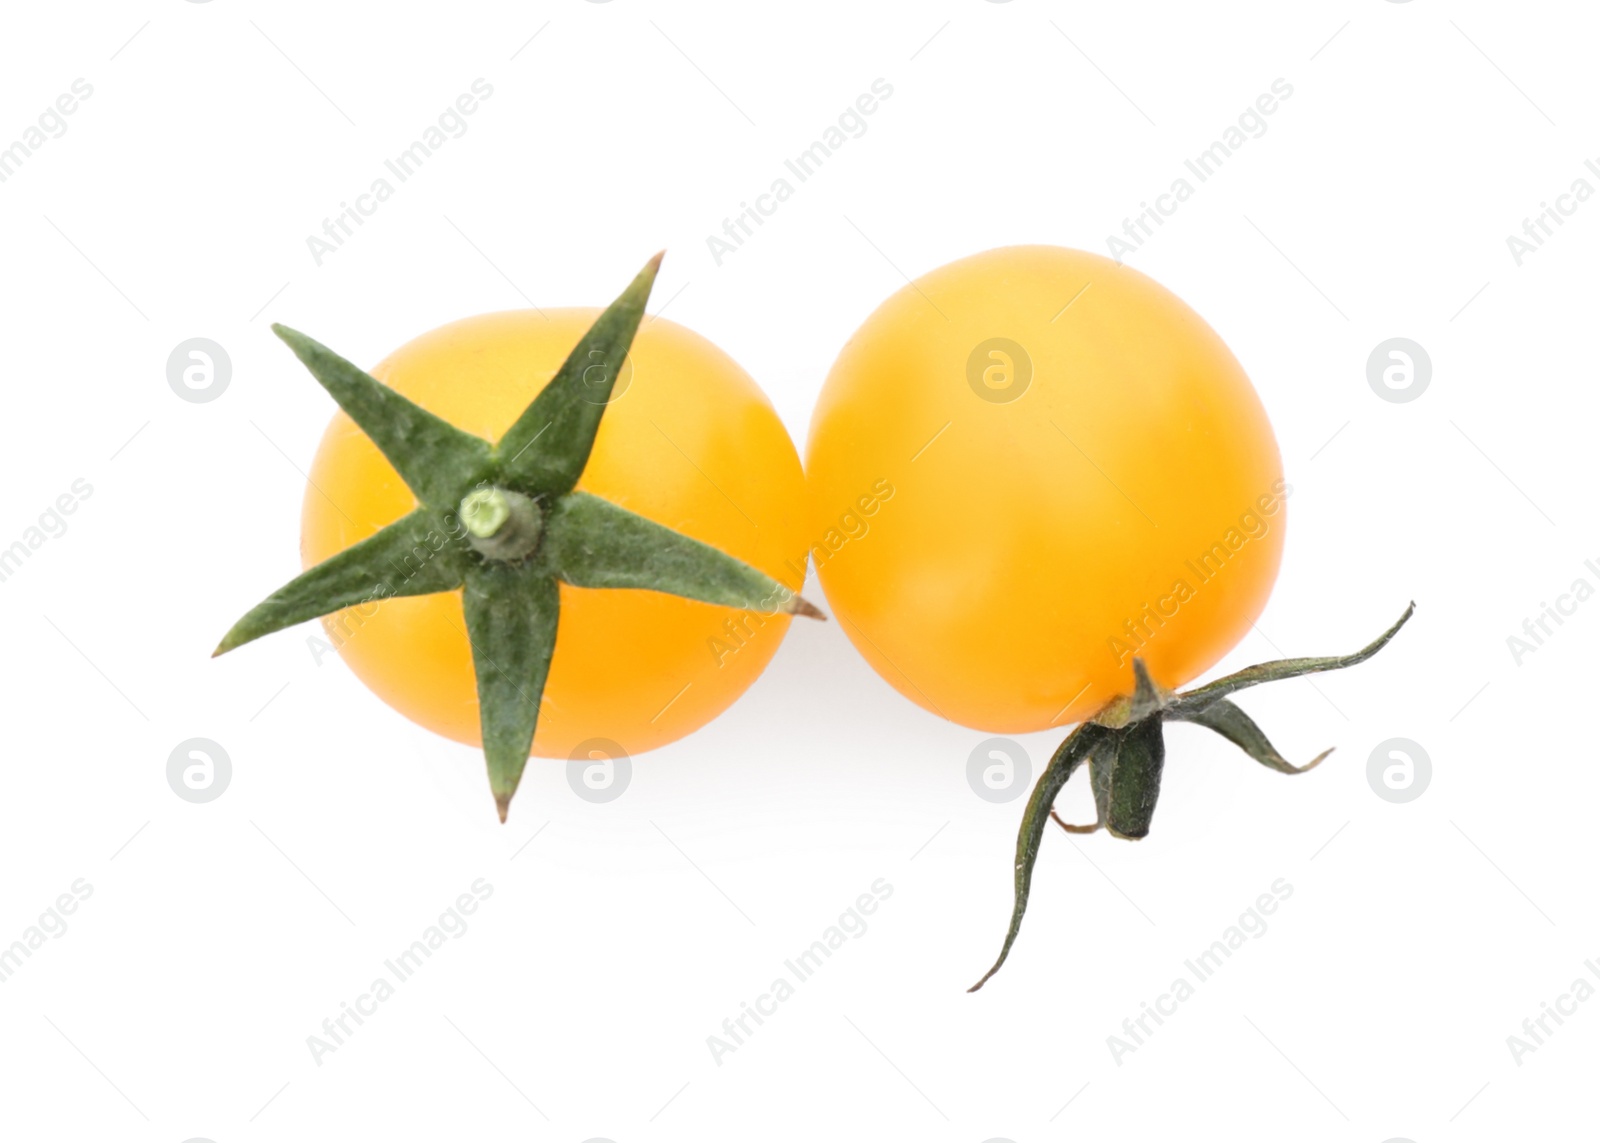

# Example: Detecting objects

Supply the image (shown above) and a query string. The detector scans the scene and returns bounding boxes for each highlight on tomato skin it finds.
[801,244,1412,990]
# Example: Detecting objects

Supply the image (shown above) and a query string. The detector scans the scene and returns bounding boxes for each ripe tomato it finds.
[805,245,1285,730]
[301,309,807,758]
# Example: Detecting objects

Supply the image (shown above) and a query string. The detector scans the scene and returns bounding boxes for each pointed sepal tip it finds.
[789,596,826,621]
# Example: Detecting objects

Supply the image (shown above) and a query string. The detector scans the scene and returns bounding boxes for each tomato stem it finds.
[461,487,544,562]
[460,487,511,537]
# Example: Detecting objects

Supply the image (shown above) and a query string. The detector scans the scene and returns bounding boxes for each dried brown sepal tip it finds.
[788,596,826,620]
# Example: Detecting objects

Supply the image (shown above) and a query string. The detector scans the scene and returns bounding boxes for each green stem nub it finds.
[460,487,544,562]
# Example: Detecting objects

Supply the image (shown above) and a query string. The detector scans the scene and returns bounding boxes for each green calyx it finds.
[968,602,1416,992]
[212,251,823,823]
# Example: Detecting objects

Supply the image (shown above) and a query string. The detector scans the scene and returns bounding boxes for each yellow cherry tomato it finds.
[302,310,806,758]
[805,245,1285,732]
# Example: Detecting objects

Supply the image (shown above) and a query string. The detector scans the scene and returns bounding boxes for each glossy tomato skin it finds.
[806,246,1285,732]
[302,310,807,758]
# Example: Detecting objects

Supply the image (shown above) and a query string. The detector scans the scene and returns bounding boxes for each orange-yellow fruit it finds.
[805,245,1285,732]
[303,310,807,757]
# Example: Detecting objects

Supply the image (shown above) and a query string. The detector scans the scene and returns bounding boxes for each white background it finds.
[1,1,1595,1140]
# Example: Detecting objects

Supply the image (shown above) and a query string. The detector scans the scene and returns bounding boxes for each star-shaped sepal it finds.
[214,254,822,822]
